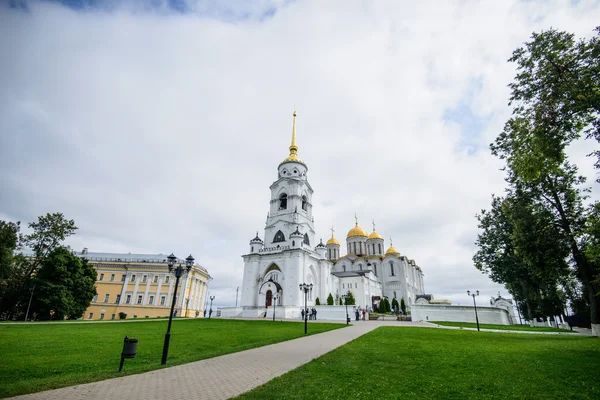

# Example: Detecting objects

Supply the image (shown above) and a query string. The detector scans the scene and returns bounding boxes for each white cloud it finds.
[1,0,598,308]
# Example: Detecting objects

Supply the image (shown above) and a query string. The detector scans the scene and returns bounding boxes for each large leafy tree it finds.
[487,27,600,331]
[32,247,96,320]
[0,213,79,319]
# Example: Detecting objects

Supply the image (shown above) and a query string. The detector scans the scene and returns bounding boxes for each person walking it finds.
[301,308,305,320]
[362,309,366,320]
[314,308,318,320]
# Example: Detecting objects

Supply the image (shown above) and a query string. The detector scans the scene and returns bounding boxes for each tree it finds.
[0,221,21,317]
[327,293,334,305]
[487,28,600,333]
[344,291,355,305]
[400,297,406,314]
[391,298,399,313]
[32,247,96,320]
[315,297,320,305]
[0,213,78,319]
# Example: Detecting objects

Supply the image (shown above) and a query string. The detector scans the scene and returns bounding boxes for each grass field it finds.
[236,327,600,400]
[431,321,574,333]
[0,318,345,398]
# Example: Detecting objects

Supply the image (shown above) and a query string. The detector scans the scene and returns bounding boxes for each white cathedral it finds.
[238,111,425,319]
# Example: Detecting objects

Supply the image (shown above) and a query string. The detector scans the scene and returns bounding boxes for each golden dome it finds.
[385,245,400,256]
[347,222,368,238]
[368,230,383,240]
[326,236,340,245]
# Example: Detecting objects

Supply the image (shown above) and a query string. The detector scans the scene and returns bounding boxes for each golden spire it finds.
[280,107,305,166]
[290,107,297,156]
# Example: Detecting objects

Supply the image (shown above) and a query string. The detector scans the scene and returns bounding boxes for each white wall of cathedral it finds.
[241,249,340,308]
[346,237,367,255]
[366,239,384,256]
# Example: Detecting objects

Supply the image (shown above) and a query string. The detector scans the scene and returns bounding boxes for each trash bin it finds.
[122,336,138,358]
[119,336,138,372]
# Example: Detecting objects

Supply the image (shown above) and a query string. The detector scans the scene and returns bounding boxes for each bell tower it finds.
[264,109,315,248]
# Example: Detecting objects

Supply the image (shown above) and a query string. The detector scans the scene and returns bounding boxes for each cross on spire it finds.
[354,212,358,226]
[330,226,335,237]
[372,219,376,231]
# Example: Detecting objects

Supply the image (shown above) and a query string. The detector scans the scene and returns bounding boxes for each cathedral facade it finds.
[239,111,425,318]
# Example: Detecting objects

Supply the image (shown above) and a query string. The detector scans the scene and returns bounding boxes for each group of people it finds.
[301,307,318,320]
[354,307,368,321]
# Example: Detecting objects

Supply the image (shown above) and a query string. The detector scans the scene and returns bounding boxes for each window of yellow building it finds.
[149,295,154,305]
[115,294,121,303]
[153,275,158,283]
[104,294,109,303]
[110,274,115,281]
[142,275,147,283]
[137,295,143,304]
[126,294,131,304]
[98,273,104,281]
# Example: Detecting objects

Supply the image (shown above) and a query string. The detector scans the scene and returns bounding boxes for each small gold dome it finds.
[326,236,340,246]
[385,245,400,255]
[347,223,368,239]
[368,230,383,240]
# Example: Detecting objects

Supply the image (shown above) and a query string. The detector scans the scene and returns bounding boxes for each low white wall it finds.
[218,305,355,322]
[411,304,511,325]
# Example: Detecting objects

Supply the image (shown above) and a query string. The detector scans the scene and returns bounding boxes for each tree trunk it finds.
[546,178,600,334]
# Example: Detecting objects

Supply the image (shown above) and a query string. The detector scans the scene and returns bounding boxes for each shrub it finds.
[315,297,321,305]
[327,293,334,305]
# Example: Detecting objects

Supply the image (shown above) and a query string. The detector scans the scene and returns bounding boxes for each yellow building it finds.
[79,249,211,320]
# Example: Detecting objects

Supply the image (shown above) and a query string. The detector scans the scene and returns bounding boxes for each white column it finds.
[119,272,130,305]
[143,277,151,304]
[132,275,141,304]
[166,277,175,306]
[155,274,163,306]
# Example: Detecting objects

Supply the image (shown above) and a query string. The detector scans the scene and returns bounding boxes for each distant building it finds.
[78,249,211,320]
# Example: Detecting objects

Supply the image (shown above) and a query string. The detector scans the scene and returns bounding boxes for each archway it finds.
[266,290,273,307]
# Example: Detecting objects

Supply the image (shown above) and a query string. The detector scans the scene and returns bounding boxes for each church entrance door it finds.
[265,290,273,307]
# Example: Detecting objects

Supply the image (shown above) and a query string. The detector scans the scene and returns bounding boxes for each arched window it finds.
[378,243,382,254]
[359,264,362,270]
[373,263,377,276]
[292,240,295,246]
[251,246,254,252]
[303,233,310,245]
[390,261,395,276]
[302,195,308,211]
[343,265,346,272]
[372,244,375,254]
[353,242,357,254]
[279,194,287,210]
[273,230,286,243]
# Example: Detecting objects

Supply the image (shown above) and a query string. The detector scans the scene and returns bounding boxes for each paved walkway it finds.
[10,321,428,400]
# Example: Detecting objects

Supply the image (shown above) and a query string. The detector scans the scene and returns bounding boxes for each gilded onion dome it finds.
[327,235,340,245]
[385,238,400,255]
[347,222,368,238]
[368,229,383,240]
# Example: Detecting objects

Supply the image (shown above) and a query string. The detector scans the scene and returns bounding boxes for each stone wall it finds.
[411,303,512,325]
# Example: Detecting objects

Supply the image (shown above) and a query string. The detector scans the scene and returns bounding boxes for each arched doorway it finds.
[266,290,273,307]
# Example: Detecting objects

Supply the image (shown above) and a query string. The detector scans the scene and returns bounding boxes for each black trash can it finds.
[122,336,138,358]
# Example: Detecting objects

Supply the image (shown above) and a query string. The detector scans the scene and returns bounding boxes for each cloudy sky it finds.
[1,0,599,309]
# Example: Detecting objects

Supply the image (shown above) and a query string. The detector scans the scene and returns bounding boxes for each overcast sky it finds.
[1,0,599,309]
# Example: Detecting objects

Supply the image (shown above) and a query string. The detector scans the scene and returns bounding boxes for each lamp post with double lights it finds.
[467,290,480,331]
[161,253,195,365]
[299,283,313,334]
[209,295,215,318]
[341,294,349,325]
[273,294,278,321]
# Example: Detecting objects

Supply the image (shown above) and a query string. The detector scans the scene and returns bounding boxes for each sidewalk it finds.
[11,321,424,400]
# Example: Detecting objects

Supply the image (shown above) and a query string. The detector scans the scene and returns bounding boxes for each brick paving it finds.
[9,321,428,400]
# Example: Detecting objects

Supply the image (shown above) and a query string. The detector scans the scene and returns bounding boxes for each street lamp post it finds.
[273,295,278,321]
[341,294,349,325]
[161,253,195,365]
[209,295,215,318]
[467,290,480,331]
[299,283,313,334]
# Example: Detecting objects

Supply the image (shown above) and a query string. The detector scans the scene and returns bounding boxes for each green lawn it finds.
[0,318,345,398]
[431,321,574,333]
[236,327,600,400]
